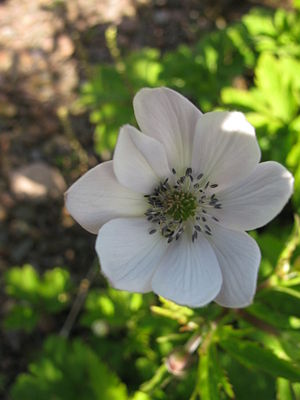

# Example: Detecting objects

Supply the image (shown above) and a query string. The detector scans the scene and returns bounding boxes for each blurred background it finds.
[1,0,300,399]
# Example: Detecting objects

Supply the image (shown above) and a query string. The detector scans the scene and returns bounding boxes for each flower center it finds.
[165,190,196,221]
[145,167,222,243]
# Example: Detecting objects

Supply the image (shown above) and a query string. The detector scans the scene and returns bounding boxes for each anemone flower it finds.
[65,87,293,308]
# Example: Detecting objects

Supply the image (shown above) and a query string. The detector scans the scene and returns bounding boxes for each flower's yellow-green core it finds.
[145,167,221,243]
[165,190,197,221]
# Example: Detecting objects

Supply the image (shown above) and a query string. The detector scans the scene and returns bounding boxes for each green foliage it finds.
[242,8,300,57]
[4,265,71,332]
[79,48,162,157]
[196,341,234,400]
[160,25,254,112]
[220,337,300,382]
[222,55,300,210]
[10,336,128,400]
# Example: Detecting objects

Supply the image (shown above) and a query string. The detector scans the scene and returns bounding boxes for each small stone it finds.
[154,10,170,25]
[10,162,66,201]
[57,34,74,59]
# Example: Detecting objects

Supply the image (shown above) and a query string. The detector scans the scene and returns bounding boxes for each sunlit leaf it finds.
[220,337,300,381]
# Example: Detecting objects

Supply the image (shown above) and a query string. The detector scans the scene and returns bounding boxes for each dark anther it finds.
[192,231,198,242]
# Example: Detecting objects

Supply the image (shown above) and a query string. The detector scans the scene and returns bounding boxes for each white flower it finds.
[65,87,294,308]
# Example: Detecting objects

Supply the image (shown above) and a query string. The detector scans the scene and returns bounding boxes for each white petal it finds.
[210,224,261,308]
[113,124,171,193]
[151,234,222,307]
[65,161,146,234]
[133,87,202,172]
[214,161,294,231]
[191,111,261,189]
[96,218,167,292]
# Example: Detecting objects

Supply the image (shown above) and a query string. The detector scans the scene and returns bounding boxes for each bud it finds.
[165,349,190,377]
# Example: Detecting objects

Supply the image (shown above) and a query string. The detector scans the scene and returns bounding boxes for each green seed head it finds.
[165,190,197,221]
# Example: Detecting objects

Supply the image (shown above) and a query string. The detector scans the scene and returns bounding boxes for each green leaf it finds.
[220,337,300,382]
[5,264,40,302]
[247,302,292,330]
[242,8,275,37]
[4,304,39,333]
[276,378,294,400]
[130,392,151,400]
[280,332,300,361]
[255,53,297,122]
[198,342,234,400]
[10,336,128,400]
[39,267,71,313]
[198,348,220,400]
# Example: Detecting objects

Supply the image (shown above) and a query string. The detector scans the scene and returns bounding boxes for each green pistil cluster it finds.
[165,190,196,221]
[145,167,221,243]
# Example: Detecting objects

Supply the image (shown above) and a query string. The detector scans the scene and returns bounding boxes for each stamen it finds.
[192,231,198,242]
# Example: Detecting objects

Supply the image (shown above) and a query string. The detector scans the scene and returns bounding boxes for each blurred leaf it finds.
[243,8,300,57]
[39,268,71,312]
[280,331,300,362]
[140,364,168,394]
[197,342,234,400]
[4,265,71,332]
[276,378,294,400]
[255,54,298,122]
[130,391,151,400]
[3,304,39,333]
[220,337,300,381]
[5,264,40,302]
[198,346,219,400]
[151,297,194,325]
[10,336,128,400]
[247,302,292,330]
